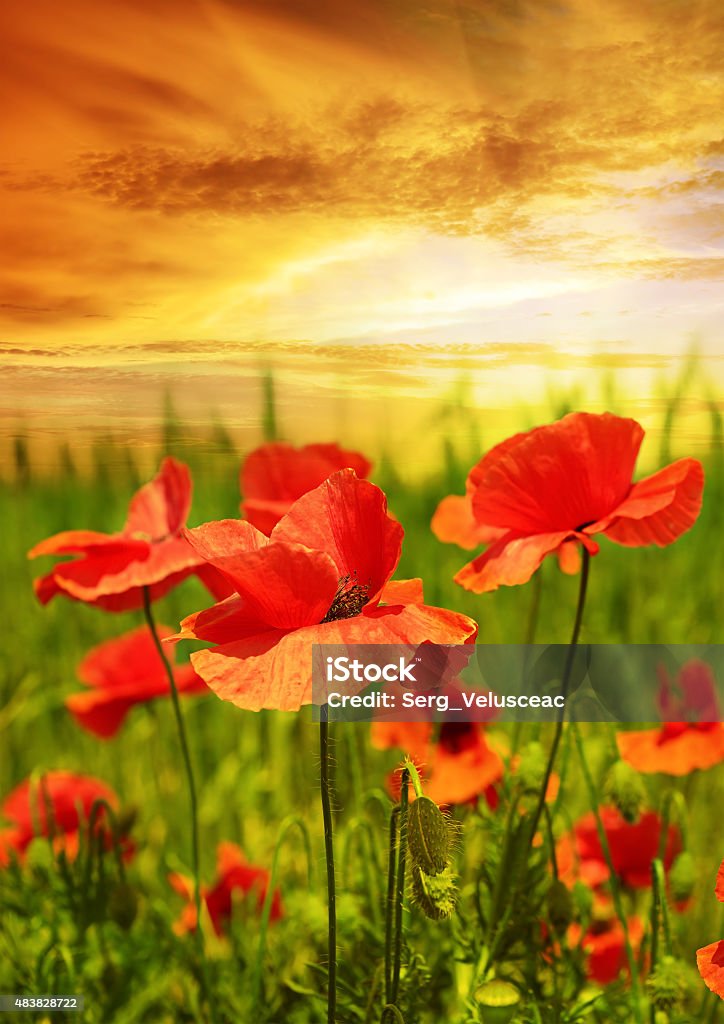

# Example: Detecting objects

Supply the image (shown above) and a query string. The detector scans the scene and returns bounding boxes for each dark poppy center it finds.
[438,722,477,754]
[321,572,371,623]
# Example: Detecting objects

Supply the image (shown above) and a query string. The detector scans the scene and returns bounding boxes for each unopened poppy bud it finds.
[668,851,695,904]
[547,879,574,933]
[646,955,687,1011]
[410,864,457,920]
[407,795,450,876]
[516,742,546,793]
[107,881,138,930]
[473,979,521,1024]
[604,760,646,824]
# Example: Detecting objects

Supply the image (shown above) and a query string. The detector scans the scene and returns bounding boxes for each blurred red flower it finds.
[173,469,478,711]
[697,859,724,998]
[568,901,644,984]
[240,442,372,534]
[558,807,680,890]
[0,771,130,866]
[618,660,724,776]
[451,412,704,593]
[66,625,208,738]
[29,457,230,611]
[169,841,282,936]
[372,720,504,806]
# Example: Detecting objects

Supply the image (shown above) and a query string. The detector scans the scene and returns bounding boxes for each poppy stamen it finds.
[322,571,370,622]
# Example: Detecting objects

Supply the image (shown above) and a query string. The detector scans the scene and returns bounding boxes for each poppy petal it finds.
[556,540,581,575]
[470,413,643,534]
[381,579,425,605]
[431,495,503,549]
[455,530,573,593]
[716,859,724,904]
[617,725,724,776]
[193,542,340,629]
[271,469,403,599]
[65,691,138,739]
[173,595,263,645]
[124,457,192,540]
[184,518,269,561]
[697,940,724,998]
[242,442,371,504]
[42,537,203,611]
[595,458,704,547]
[28,531,146,559]
[191,603,477,712]
[78,625,171,689]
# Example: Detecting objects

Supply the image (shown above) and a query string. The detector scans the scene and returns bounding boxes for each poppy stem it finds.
[385,806,400,1004]
[571,721,644,1024]
[320,717,337,1024]
[390,767,410,1007]
[526,547,590,850]
[141,587,214,1023]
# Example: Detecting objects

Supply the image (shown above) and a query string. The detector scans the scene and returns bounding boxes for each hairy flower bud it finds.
[604,760,646,824]
[473,979,521,1024]
[646,955,687,1011]
[547,879,574,933]
[668,851,695,904]
[407,795,450,876]
[410,864,457,920]
[107,881,138,930]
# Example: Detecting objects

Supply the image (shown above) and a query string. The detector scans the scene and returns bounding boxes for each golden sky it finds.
[0,0,723,406]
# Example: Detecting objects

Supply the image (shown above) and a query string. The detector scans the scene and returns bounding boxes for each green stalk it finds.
[384,806,399,1003]
[526,548,590,850]
[141,587,213,1022]
[390,768,410,1007]
[320,718,337,1024]
[571,721,644,1024]
[251,815,313,1006]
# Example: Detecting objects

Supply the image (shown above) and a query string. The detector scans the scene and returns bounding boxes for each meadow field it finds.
[1,366,723,1024]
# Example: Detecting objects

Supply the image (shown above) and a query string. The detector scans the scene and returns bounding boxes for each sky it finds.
[0,0,723,458]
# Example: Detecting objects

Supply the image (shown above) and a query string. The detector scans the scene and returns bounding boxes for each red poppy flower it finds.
[568,902,644,985]
[29,457,230,611]
[65,625,208,739]
[558,807,680,890]
[697,859,724,998]
[453,412,704,593]
[432,460,581,575]
[618,660,724,776]
[169,841,283,937]
[240,442,372,534]
[172,469,478,712]
[0,771,129,866]
[372,720,504,806]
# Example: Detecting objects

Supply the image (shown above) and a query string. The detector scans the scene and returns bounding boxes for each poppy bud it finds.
[516,742,546,793]
[646,955,687,1011]
[604,761,646,824]
[473,979,521,1023]
[547,879,574,933]
[668,852,695,905]
[407,795,450,876]
[107,881,138,930]
[410,864,457,920]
